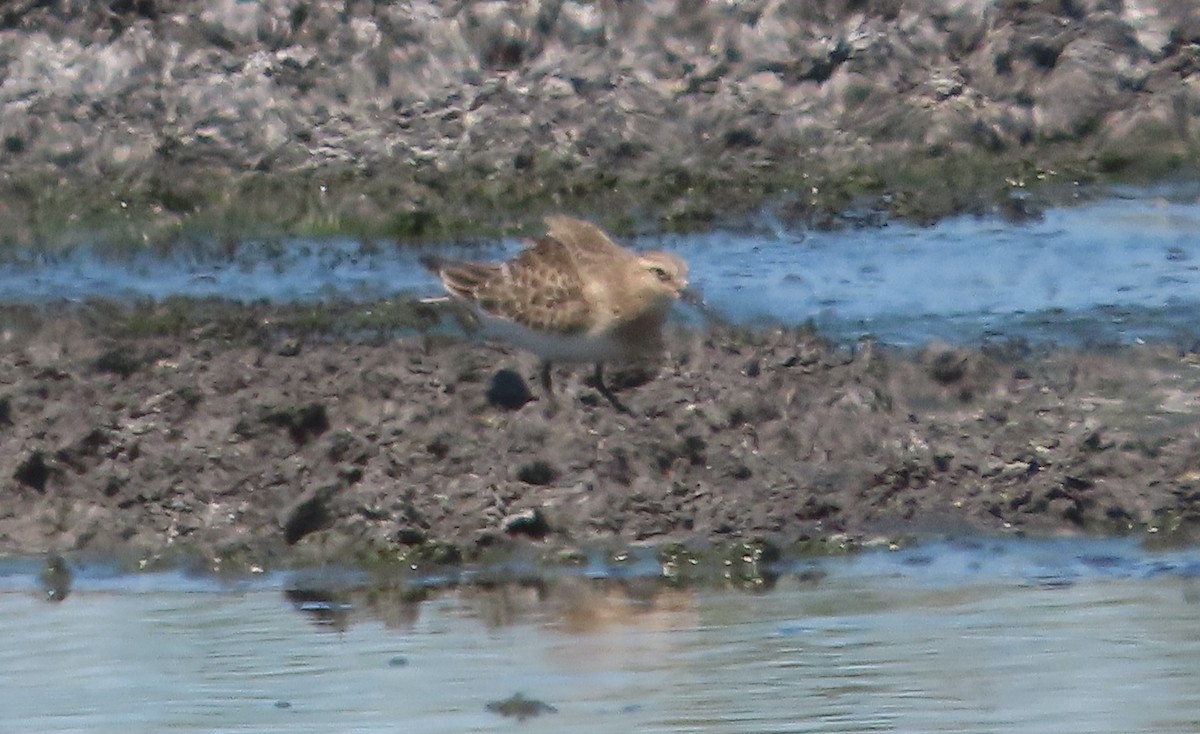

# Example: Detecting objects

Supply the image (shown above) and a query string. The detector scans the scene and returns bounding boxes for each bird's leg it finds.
[532,362,559,412]
[539,360,561,416]
[593,362,632,414]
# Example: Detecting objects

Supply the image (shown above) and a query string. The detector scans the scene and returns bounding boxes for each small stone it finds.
[93,349,143,378]
[502,508,550,539]
[1080,428,1113,452]
[516,460,558,486]
[486,369,533,410]
[927,349,968,384]
[280,486,335,544]
[14,451,50,492]
[261,403,329,444]
[998,460,1034,480]
[485,693,557,721]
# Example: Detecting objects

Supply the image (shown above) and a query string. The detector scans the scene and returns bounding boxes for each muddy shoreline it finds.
[2,310,1199,570]
[3,1,1200,245]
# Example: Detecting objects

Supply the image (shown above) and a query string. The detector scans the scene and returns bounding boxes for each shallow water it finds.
[668,188,1200,345]
[5,539,1200,733]
[2,187,1199,346]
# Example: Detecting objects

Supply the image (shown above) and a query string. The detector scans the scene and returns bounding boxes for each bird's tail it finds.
[420,253,498,301]
[417,253,446,274]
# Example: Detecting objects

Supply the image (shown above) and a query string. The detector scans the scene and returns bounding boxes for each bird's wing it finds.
[426,256,501,302]
[542,216,627,268]
[436,236,595,335]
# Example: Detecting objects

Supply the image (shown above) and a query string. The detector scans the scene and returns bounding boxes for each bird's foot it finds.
[591,363,633,415]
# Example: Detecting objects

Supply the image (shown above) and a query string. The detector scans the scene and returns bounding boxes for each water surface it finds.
[5,539,1200,733]
[1,188,1199,346]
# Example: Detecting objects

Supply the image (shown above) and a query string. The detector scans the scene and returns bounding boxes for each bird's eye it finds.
[650,266,671,282]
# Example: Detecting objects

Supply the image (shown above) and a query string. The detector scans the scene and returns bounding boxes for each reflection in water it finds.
[284,569,427,632]
[462,577,699,634]
[37,553,71,602]
[283,587,355,631]
[5,539,1200,732]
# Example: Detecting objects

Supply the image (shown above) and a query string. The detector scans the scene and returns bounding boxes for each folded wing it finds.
[432,236,595,335]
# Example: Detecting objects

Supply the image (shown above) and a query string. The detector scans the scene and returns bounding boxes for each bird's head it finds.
[635,251,689,303]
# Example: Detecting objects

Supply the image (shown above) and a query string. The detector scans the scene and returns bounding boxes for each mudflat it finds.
[3,313,1198,568]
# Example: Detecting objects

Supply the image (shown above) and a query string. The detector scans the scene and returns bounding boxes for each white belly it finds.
[478,314,625,363]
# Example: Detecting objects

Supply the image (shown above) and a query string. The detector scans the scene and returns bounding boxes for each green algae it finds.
[2,140,1198,253]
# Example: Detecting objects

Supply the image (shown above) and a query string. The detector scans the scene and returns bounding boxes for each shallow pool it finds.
[4,539,1200,733]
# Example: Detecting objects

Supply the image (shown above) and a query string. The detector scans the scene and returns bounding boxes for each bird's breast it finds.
[475,310,623,363]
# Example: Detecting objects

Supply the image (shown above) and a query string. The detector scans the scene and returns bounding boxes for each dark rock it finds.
[174,386,202,410]
[604,449,636,486]
[982,337,1033,363]
[14,450,50,491]
[516,460,558,486]
[680,435,707,466]
[796,497,840,521]
[393,526,427,546]
[277,339,302,357]
[262,403,329,445]
[502,508,550,539]
[93,349,143,378]
[1064,475,1095,490]
[1081,428,1113,452]
[327,431,367,464]
[281,485,336,544]
[101,475,125,497]
[55,428,110,474]
[486,369,533,410]
[404,540,463,565]
[426,435,451,460]
[927,348,968,384]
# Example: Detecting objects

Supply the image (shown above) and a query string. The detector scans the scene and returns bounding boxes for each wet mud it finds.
[3,314,1200,569]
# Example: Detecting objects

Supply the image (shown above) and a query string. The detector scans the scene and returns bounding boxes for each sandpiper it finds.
[424,215,689,409]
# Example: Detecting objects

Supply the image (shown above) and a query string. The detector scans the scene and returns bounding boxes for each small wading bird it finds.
[423,215,690,411]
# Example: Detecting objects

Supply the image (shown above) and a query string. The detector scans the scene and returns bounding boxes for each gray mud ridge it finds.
[2,0,1200,239]
[3,317,1200,567]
